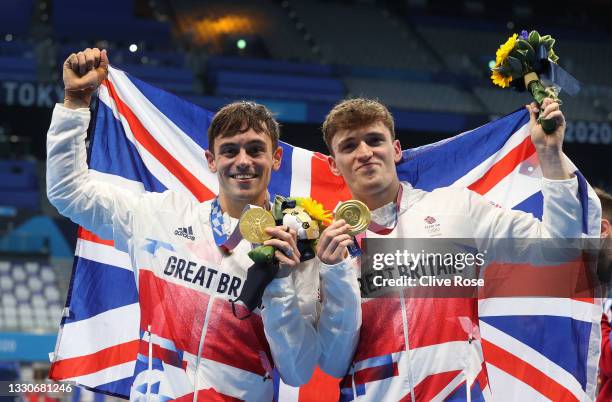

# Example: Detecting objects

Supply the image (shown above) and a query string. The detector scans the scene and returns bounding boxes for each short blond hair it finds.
[322,98,394,152]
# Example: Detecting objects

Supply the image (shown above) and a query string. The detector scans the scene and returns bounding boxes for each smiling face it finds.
[205,101,282,217]
[206,127,282,217]
[328,121,402,209]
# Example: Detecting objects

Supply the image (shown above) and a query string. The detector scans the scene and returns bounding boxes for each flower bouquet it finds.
[491,30,580,133]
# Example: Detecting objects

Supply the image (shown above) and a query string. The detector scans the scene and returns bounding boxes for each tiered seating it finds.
[561,94,608,122]
[415,18,612,122]
[208,56,344,102]
[472,87,533,116]
[57,42,188,70]
[555,39,612,87]
[417,22,612,89]
[0,40,36,82]
[0,160,39,210]
[0,55,36,81]
[289,0,440,71]
[597,95,612,118]
[473,87,608,121]
[116,64,195,94]
[0,261,63,332]
[56,41,195,94]
[416,23,504,77]
[52,0,171,44]
[112,49,188,68]
[345,78,483,114]
[0,40,34,57]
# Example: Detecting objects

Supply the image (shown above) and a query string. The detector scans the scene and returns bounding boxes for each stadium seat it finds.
[0,260,63,332]
[12,265,26,282]
[18,304,32,318]
[24,261,39,274]
[27,277,43,292]
[0,276,13,292]
[2,294,17,307]
[31,294,46,307]
[4,315,18,329]
[15,284,30,302]
[44,287,60,303]
[3,306,17,320]
[40,266,56,283]
[0,261,9,273]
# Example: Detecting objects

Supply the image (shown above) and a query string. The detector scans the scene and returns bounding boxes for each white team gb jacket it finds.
[340,178,601,402]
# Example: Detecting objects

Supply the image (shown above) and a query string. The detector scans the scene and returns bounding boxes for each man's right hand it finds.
[316,220,353,265]
[63,48,109,109]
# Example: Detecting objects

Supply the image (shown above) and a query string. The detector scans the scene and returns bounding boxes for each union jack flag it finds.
[48,66,602,401]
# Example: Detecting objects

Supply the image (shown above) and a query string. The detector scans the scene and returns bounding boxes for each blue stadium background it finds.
[0,0,610,400]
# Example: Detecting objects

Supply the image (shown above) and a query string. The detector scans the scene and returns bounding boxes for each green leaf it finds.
[517,39,536,62]
[528,30,541,49]
[528,80,548,105]
[505,56,524,76]
[517,39,534,52]
[543,38,556,50]
[510,49,527,62]
[493,65,511,76]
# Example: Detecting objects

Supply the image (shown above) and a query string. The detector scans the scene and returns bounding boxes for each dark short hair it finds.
[595,187,612,221]
[322,98,395,153]
[208,101,280,152]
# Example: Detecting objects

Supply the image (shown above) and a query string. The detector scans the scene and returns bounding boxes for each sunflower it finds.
[299,197,333,226]
[490,33,518,88]
[491,70,512,88]
[495,33,518,65]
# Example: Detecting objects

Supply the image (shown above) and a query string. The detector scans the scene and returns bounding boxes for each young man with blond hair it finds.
[317,97,595,400]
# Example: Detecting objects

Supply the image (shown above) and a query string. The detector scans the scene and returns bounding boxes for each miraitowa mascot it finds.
[232,196,332,318]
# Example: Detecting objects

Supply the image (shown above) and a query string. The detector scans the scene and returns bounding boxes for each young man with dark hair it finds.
[317,97,597,400]
[47,48,360,400]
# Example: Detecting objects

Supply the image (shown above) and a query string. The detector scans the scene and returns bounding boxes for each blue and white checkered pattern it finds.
[210,198,228,246]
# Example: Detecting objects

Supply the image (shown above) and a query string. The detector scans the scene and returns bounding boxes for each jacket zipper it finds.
[392,198,415,402]
[147,325,152,402]
[399,292,415,402]
[192,273,222,402]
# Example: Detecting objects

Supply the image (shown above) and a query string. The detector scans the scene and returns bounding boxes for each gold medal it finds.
[239,208,276,243]
[335,200,371,235]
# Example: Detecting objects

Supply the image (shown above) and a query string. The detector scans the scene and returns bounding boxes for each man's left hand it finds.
[264,226,301,267]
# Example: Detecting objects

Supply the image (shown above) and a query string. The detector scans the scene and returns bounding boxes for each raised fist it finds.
[63,48,109,109]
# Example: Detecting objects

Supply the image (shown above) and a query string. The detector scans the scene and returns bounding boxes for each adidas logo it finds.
[174,226,195,241]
